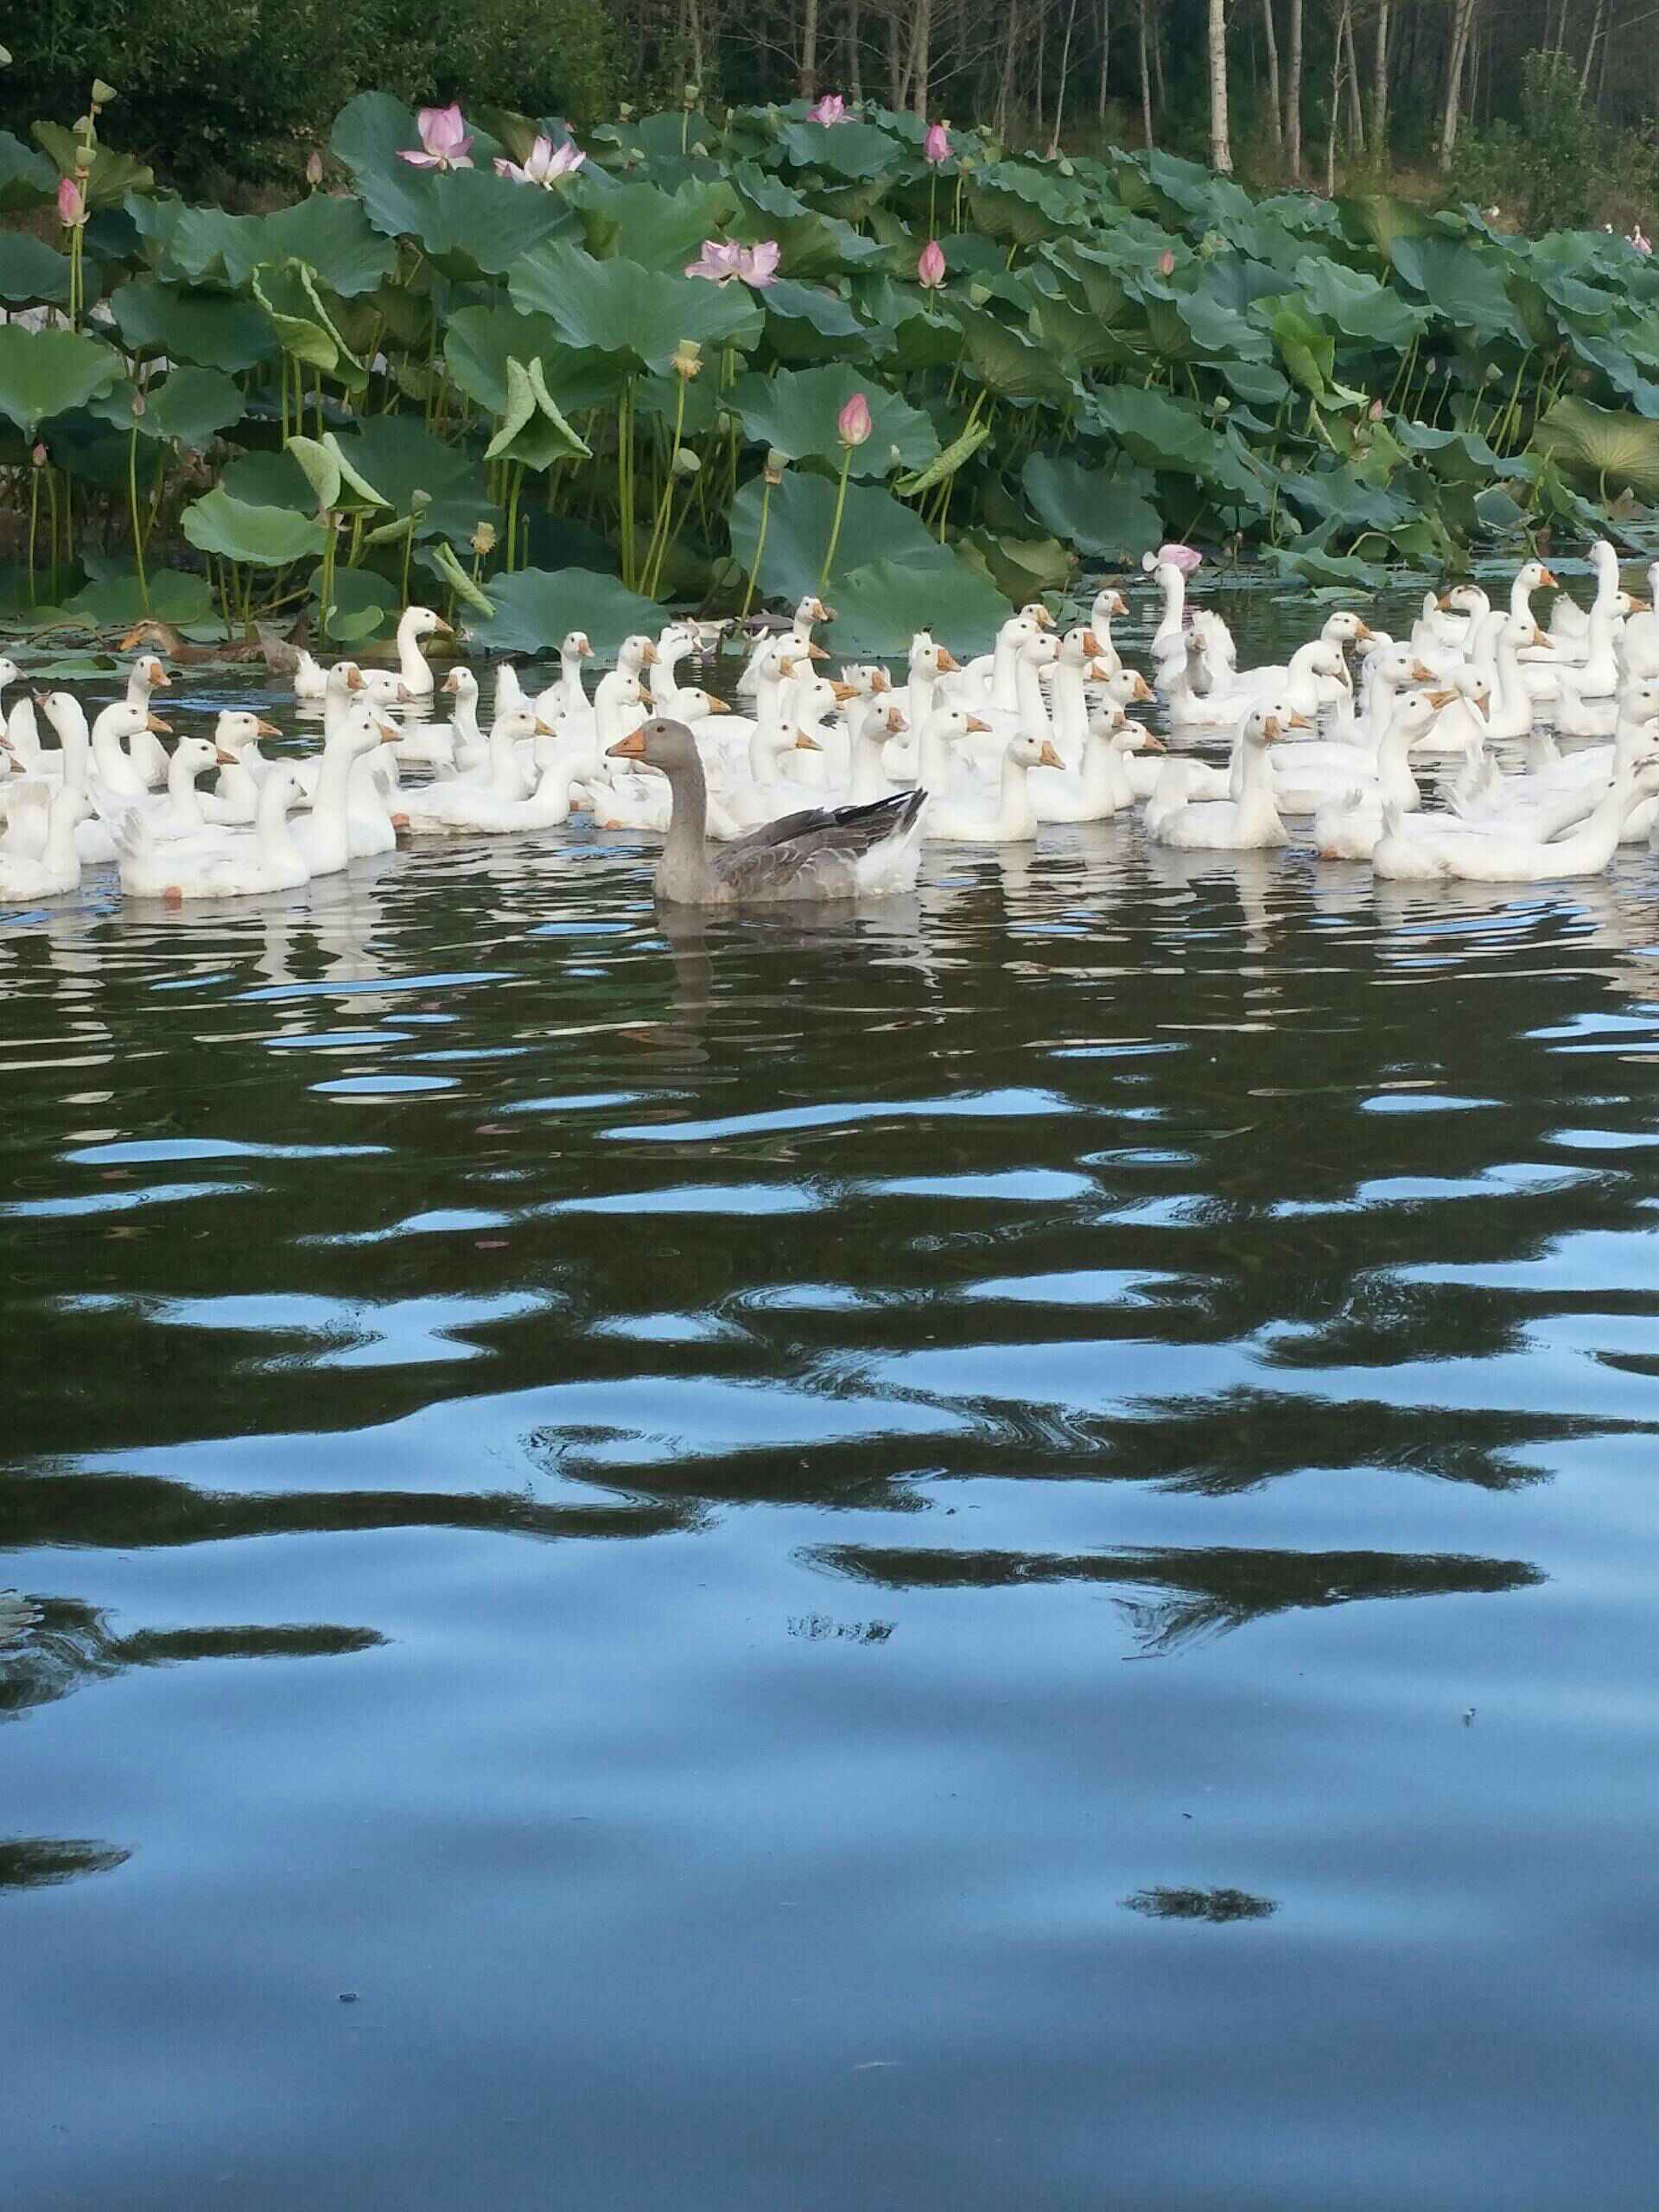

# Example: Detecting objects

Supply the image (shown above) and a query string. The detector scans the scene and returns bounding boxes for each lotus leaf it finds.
[66,569,216,627]
[1090,386,1267,509]
[774,120,900,181]
[819,551,1010,656]
[138,368,245,448]
[467,568,664,654]
[181,490,329,566]
[1388,238,1523,346]
[729,366,937,479]
[485,358,594,470]
[30,123,151,208]
[728,469,953,600]
[0,327,123,434]
[578,177,740,271]
[109,280,276,372]
[444,306,626,421]
[0,129,54,211]
[1021,454,1163,560]
[510,245,764,373]
[0,233,71,306]
[1531,397,1659,503]
[950,305,1072,404]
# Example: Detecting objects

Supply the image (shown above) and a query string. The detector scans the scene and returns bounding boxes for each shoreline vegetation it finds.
[3,60,1659,661]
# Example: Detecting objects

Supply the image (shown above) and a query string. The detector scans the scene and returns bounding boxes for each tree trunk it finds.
[1137,0,1154,145]
[908,0,931,118]
[847,0,862,100]
[1370,0,1390,155]
[1260,0,1282,149]
[799,0,821,99]
[1207,0,1232,173]
[1150,0,1166,107]
[1580,0,1605,93]
[1098,0,1112,123]
[1437,0,1478,170]
[1052,0,1081,151]
[1341,0,1364,153]
[1324,10,1341,194]
[1284,0,1302,177]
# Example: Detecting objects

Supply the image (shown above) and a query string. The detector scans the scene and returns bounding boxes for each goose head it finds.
[401,605,452,643]
[1249,702,1312,744]
[0,657,22,693]
[1517,560,1559,594]
[1091,588,1128,620]
[214,710,283,753]
[173,734,238,784]
[675,689,731,720]
[441,668,479,704]
[1019,601,1056,630]
[1008,733,1065,772]
[796,596,834,626]
[607,715,700,775]
[130,652,171,694]
[1103,667,1154,706]
[617,633,659,675]
[1320,612,1374,646]
[925,702,993,750]
[562,631,594,661]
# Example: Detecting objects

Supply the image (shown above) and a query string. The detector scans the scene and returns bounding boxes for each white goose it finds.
[926,731,1064,844]
[115,764,311,900]
[1308,689,1458,860]
[0,784,92,899]
[1033,712,1160,823]
[1147,703,1301,851]
[1374,751,1659,883]
[291,702,400,874]
[122,653,174,786]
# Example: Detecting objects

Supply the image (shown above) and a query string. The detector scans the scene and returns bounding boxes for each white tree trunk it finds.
[1261,0,1282,150]
[1371,0,1391,153]
[1207,0,1232,173]
[1438,0,1479,170]
[1284,0,1302,176]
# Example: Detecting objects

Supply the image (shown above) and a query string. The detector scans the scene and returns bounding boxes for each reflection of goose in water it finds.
[0,1594,385,1723]
[1122,1885,1277,1923]
[0,1469,698,1554]
[806,1541,1542,1653]
[0,1836,131,1892]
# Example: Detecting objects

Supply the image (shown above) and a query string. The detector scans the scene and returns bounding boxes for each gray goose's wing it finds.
[712,788,925,899]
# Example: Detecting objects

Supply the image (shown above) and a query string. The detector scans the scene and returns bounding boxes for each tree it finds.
[1438,0,1483,169]
[1208,0,1232,171]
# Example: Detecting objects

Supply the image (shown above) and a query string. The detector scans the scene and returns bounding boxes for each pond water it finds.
[5,578,1659,2209]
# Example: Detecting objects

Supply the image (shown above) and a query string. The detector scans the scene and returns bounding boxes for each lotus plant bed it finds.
[3,85,1659,663]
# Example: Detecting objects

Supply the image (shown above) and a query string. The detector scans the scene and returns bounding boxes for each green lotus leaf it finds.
[137,367,245,448]
[762,277,872,362]
[414,537,494,617]
[467,567,663,653]
[950,304,1072,404]
[330,416,496,549]
[133,192,396,296]
[30,122,152,208]
[0,232,71,305]
[484,357,594,470]
[283,433,387,512]
[578,176,740,271]
[219,449,315,511]
[958,527,1077,601]
[1141,148,1255,226]
[0,327,123,433]
[1388,237,1523,346]
[1340,194,1437,259]
[181,489,329,566]
[251,259,363,380]
[109,279,276,371]
[310,562,400,640]
[1291,255,1426,349]
[1264,300,1335,396]
[509,244,764,373]
[1090,386,1267,510]
[969,162,1086,245]
[774,119,902,181]
[65,568,215,628]
[1021,454,1163,560]
[728,365,938,479]
[444,305,626,422]
[0,128,55,211]
[1531,397,1659,502]
[893,417,993,498]
[729,468,952,601]
[1573,334,1659,418]
[817,550,1011,656]
[1391,421,1530,484]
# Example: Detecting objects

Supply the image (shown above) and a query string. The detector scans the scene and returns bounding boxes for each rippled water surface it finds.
[6,582,1659,2209]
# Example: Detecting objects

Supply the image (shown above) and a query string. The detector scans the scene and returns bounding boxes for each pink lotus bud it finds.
[1369,398,1384,421]
[31,442,46,468]
[837,391,873,447]
[1158,249,1175,276]
[918,238,946,289]
[924,123,950,165]
[306,149,323,187]
[56,175,86,227]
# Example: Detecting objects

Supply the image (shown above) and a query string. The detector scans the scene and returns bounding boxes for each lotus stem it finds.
[642,376,688,597]
[25,463,38,607]
[45,467,60,600]
[819,446,855,593]
[741,472,773,620]
[617,379,638,588]
[127,424,149,614]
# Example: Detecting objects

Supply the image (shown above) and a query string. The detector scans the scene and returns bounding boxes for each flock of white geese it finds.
[3,537,1659,906]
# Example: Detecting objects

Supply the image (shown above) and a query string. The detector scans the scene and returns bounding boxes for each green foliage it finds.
[1451,51,1606,235]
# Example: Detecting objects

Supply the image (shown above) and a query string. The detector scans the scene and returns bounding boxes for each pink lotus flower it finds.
[56,175,86,227]
[918,238,946,289]
[1145,543,1202,580]
[398,104,474,171]
[495,134,585,187]
[924,123,950,165]
[807,94,847,125]
[684,237,780,288]
[838,391,873,447]
[1631,226,1653,256]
